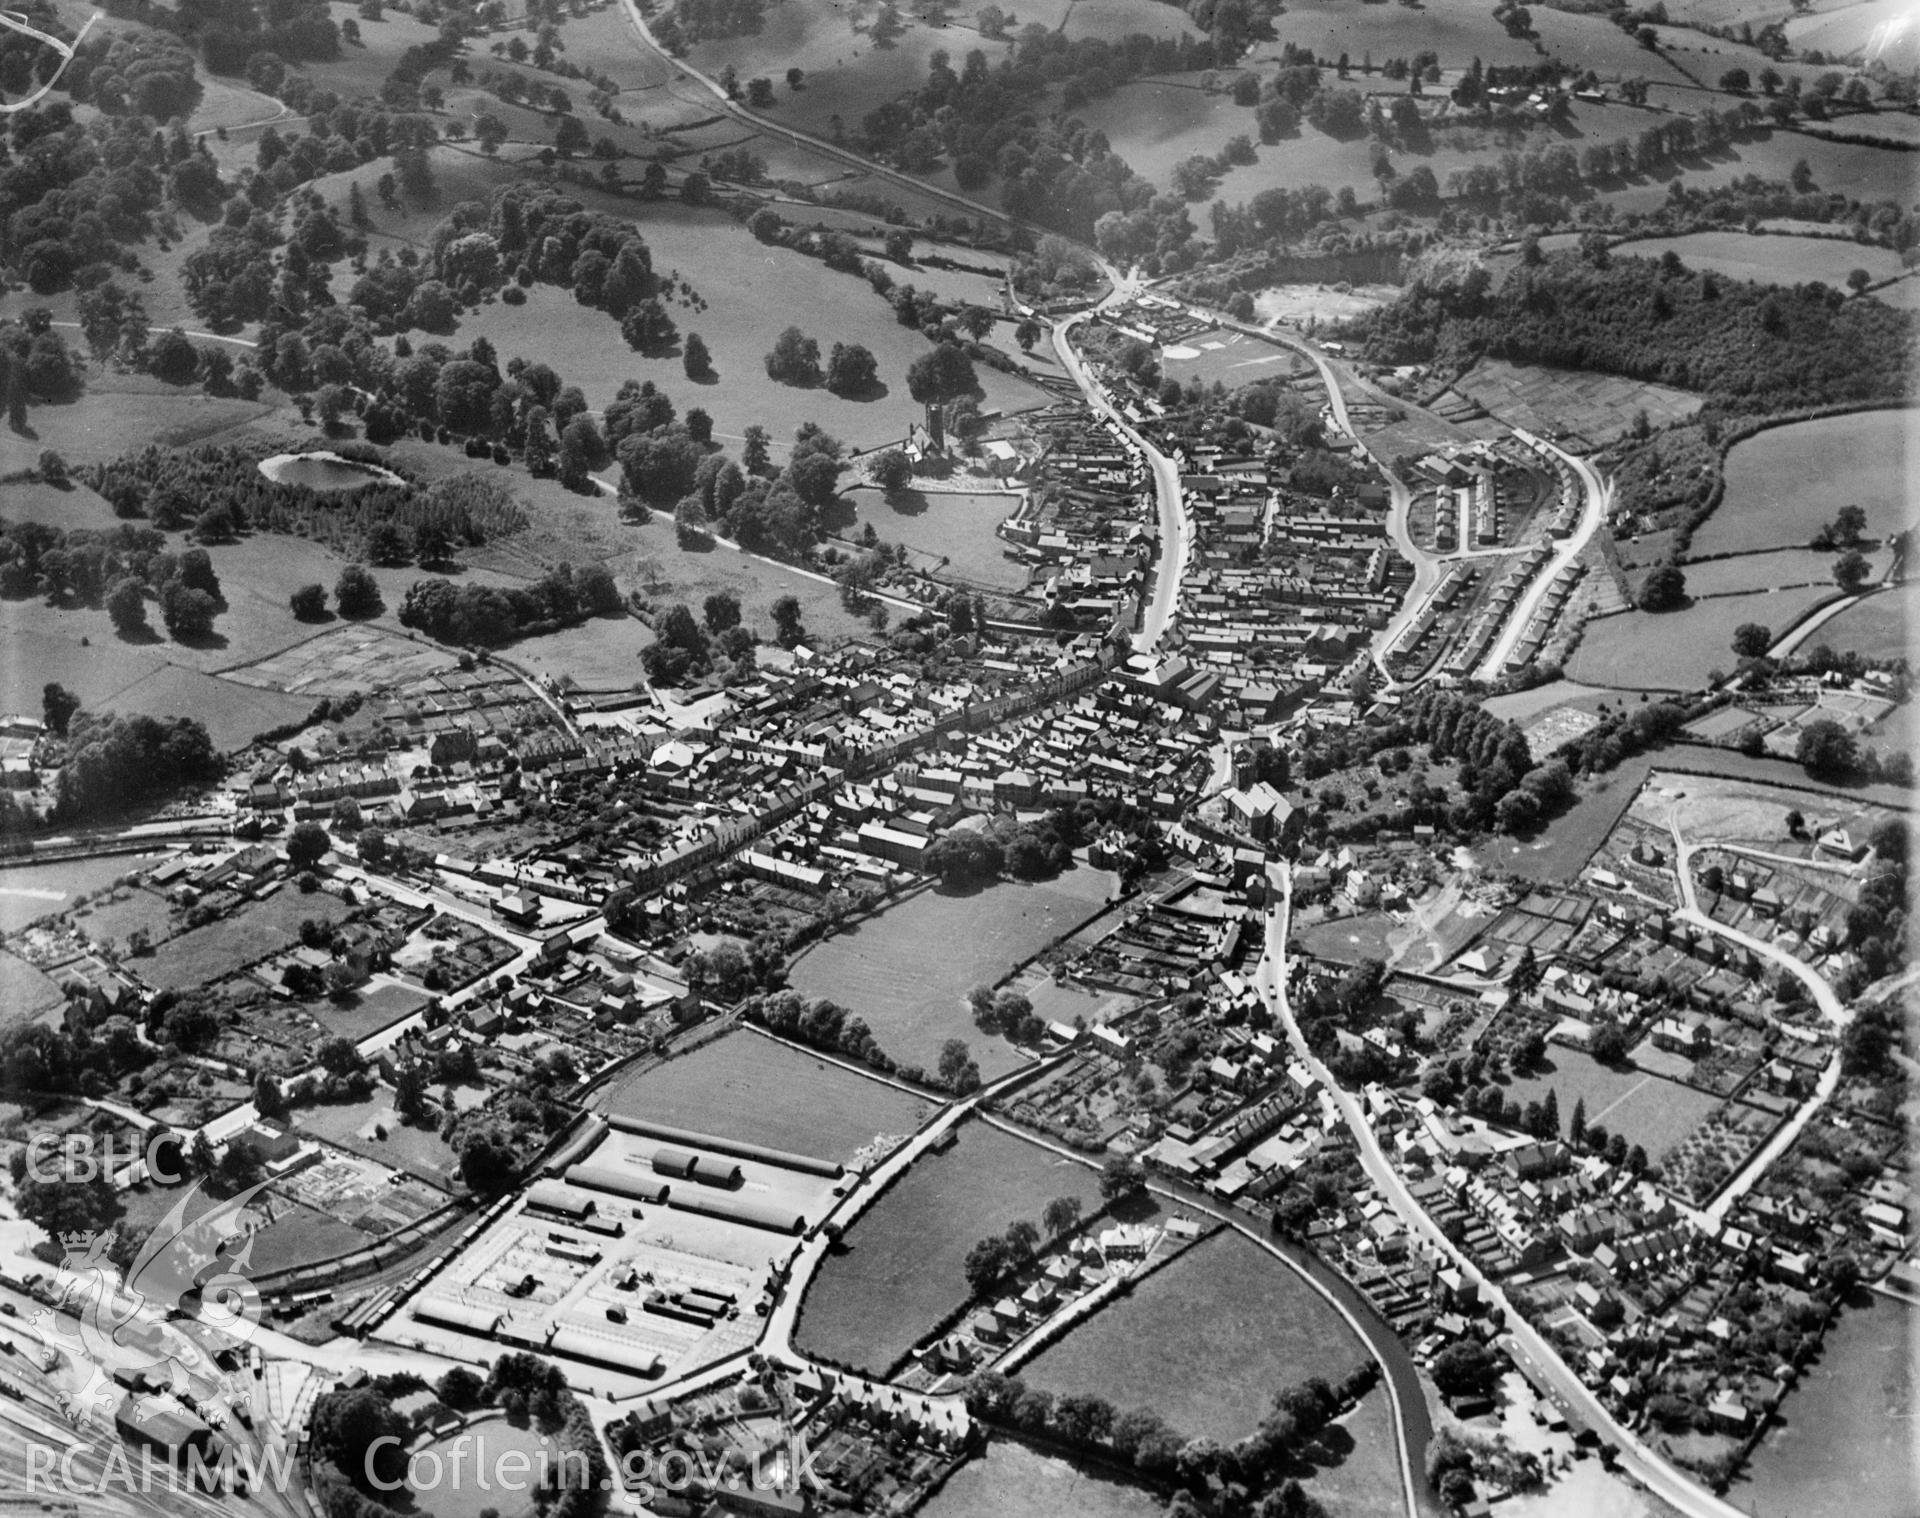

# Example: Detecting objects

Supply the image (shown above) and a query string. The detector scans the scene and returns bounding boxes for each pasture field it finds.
[1736,1294,1920,1518]
[1020,1230,1368,1442]
[1451,357,1702,443]
[792,1119,1103,1374]
[0,375,274,479]
[1784,0,1920,66]
[1869,275,1920,310]
[1496,1049,1722,1163]
[1693,408,1914,557]
[1594,128,1913,214]
[595,1028,935,1166]
[1473,754,1653,884]
[0,952,64,1023]
[141,888,351,993]
[1811,584,1915,661]
[784,869,1117,1080]
[847,237,1011,308]
[685,1,1001,146]
[446,212,1047,450]
[1311,1390,1408,1518]
[919,1439,1162,1518]
[1567,584,1840,690]
[1679,546,1888,597]
[831,487,1028,589]
[1605,231,1907,290]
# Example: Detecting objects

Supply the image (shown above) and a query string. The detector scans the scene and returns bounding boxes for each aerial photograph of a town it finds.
[0,0,1913,1513]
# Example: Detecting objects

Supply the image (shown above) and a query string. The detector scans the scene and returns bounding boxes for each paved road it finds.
[1049,288,1191,654]
[1254,867,1757,1518]
[1661,809,1855,1226]
[1473,437,1610,682]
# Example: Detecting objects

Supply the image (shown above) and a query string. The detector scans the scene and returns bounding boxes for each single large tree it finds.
[906,342,980,451]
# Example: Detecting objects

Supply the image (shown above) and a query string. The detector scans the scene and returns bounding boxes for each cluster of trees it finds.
[312,1356,605,1518]
[1351,245,1914,412]
[0,314,83,428]
[397,562,621,648]
[962,1195,1084,1296]
[857,35,1228,238]
[969,985,1047,1045]
[638,594,757,687]
[89,443,527,565]
[744,990,898,1079]
[0,513,236,643]
[55,709,221,823]
[964,1356,1376,1510]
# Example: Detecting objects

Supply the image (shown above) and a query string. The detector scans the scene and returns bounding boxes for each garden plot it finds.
[1497,1050,1723,1165]
[224,624,461,696]
[1449,357,1702,445]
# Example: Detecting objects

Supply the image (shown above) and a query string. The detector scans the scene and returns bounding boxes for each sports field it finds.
[793,1119,1102,1374]
[595,1029,935,1166]
[1020,1230,1367,1442]
[785,870,1117,1080]
[1497,1049,1721,1162]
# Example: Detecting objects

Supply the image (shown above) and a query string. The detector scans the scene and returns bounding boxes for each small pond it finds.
[258,451,403,492]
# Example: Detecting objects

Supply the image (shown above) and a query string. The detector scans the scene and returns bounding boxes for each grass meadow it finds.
[1813,584,1915,661]
[831,487,1028,589]
[920,1439,1164,1518]
[1020,1229,1370,1440]
[595,1029,935,1166]
[1693,408,1914,557]
[142,888,351,993]
[793,1119,1103,1374]
[784,870,1117,1080]
[1605,231,1907,289]
[1567,584,1841,690]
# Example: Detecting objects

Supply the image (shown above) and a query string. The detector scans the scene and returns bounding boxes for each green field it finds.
[1680,547,1887,597]
[1568,584,1841,691]
[832,487,1028,590]
[793,1119,1103,1374]
[142,889,352,992]
[412,1418,555,1518]
[1693,408,1914,558]
[446,206,1047,453]
[0,856,158,935]
[785,870,1117,1080]
[1020,1230,1367,1443]
[920,1439,1163,1518]
[1604,231,1907,291]
[595,1028,935,1166]
[294,1092,462,1186]
[1811,584,1915,661]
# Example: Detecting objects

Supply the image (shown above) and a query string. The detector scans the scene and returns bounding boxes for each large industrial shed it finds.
[564,1163,673,1205]
[605,1114,844,1178]
[650,1146,745,1189]
[547,1326,665,1379]
[413,1298,504,1337]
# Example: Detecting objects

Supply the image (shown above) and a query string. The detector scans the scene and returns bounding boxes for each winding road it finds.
[1254,868,1762,1518]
